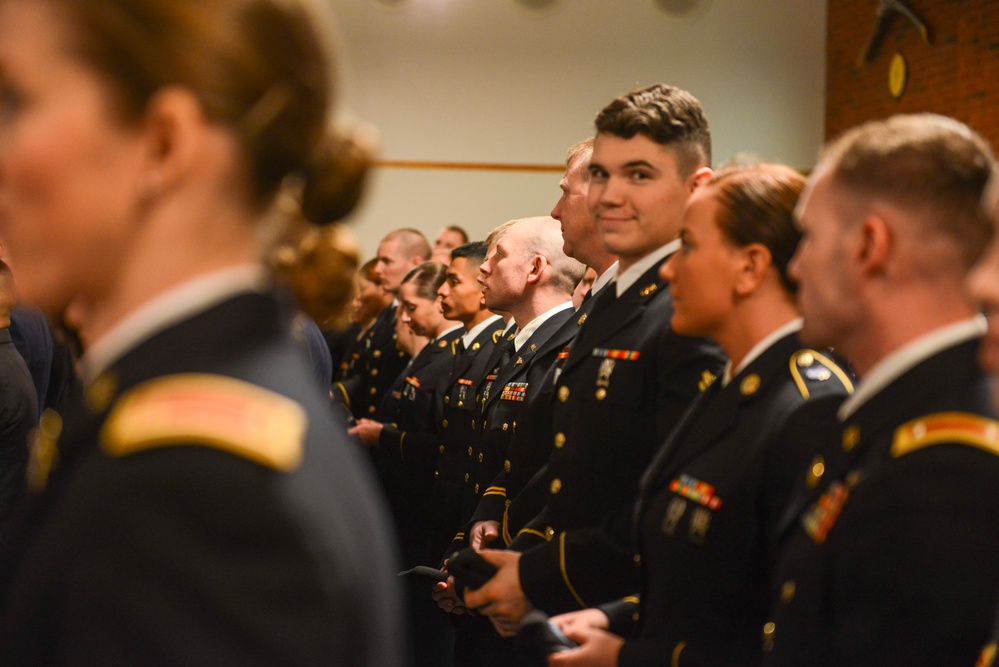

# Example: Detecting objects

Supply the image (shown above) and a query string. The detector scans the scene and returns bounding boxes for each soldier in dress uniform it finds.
[462,217,583,532]
[463,138,617,555]
[958,145,999,667]
[0,0,405,663]
[429,242,507,560]
[434,217,583,667]
[349,262,463,567]
[350,262,462,667]
[762,114,999,666]
[546,164,855,666]
[334,228,429,419]
[334,258,391,383]
[464,84,726,633]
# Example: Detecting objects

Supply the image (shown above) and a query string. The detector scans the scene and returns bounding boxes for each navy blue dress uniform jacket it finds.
[765,336,999,666]
[467,299,596,544]
[0,327,40,557]
[335,303,409,420]
[377,328,462,566]
[0,290,405,666]
[601,332,853,666]
[511,257,726,614]
[430,319,506,558]
[464,307,575,520]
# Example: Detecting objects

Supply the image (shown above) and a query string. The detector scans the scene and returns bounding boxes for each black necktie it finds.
[497,335,517,373]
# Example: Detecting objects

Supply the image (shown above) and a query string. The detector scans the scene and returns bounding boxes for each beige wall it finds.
[327,0,827,258]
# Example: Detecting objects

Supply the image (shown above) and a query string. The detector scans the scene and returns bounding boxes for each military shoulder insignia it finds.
[976,642,996,667]
[639,283,658,297]
[491,329,505,344]
[437,339,448,348]
[891,412,999,459]
[698,370,717,392]
[789,349,855,399]
[101,374,307,472]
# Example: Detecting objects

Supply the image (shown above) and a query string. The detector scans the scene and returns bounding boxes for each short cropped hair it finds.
[450,241,488,266]
[822,113,996,270]
[520,219,586,295]
[594,83,711,178]
[566,138,594,171]
[444,226,470,244]
[383,228,431,261]
[485,219,519,247]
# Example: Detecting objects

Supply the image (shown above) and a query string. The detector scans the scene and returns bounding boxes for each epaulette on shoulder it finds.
[789,349,855,399]
[891,412,999,459]
[100,374,307,471]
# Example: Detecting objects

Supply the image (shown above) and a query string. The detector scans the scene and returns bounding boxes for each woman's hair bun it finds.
[300,123,377,227]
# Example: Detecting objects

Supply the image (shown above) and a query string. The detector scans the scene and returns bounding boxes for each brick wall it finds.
[827,0,999,150]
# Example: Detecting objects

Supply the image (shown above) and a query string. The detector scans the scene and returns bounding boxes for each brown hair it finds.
[41,0,368,224]
[357,258,380,284]
[444,226,470,244]
[821,113,996,269]
[594,84,711,178]
[709,164,806,294]
[401,262,448,302]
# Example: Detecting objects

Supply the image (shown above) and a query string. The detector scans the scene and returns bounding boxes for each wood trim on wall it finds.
[374,159,564,173]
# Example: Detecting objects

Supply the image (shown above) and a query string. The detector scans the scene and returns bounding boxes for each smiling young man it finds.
[463,84,725,637]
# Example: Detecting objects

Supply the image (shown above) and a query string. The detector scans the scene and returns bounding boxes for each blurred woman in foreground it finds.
[0,0,404,663]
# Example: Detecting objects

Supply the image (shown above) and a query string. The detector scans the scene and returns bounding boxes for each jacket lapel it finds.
[562,261,666,376]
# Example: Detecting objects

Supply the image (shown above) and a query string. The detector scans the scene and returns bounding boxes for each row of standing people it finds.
[337,83,999,667]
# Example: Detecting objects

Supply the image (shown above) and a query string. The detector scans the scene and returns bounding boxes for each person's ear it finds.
[690,167,714,191]
[135,87,206,203]
[525,255,547,285]
[734,243,773,296]
[857,214,891,276]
